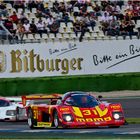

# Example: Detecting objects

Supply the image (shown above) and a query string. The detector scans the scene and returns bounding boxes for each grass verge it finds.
[126,118,140,124]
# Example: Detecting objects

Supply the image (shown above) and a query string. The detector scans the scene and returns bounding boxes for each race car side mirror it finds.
[10,100,15,103]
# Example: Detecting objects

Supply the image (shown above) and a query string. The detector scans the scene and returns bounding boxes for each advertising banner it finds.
[0,39,140,78]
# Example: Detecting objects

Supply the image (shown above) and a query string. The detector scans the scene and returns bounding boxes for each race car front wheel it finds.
[53,111,60,128]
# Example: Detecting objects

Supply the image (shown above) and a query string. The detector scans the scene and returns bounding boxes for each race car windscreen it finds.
[0,99,10,107]
[64,94,99,108]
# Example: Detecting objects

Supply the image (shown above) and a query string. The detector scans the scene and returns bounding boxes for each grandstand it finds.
[0,0,140,44]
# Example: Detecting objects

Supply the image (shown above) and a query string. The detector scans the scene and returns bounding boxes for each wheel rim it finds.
[54,114,58,127]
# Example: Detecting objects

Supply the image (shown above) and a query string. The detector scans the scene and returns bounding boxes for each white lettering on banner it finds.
[0,40,140,78]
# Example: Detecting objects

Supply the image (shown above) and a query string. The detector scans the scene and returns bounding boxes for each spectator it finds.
[36,9,43,18]
[10,11,18,24]
[53,0,59,13]
[79,21,90,42]
[101,1,109,11]
[18,11,28,24]
[73,19,81,36]
[43,8,50,18]
[100,11,110,24]
[46,15,54,28]
[58,2,66,13]
[49,19,59,36]
[119,20,128,36]
[126,20,138,37]
[65,1,73,13]
[13,0,25,12]
[101,21,110,35]
[4,17,14,34]
[89,14,96,30]
[61,12,73,25]
[43,22,48,34]
[16,20,25,43]
[79,5,87,16]
[107,17,120,36]
[131,5,140,24]
[93,2,101,17]
[80,13,90,26]
[36,19,45,37]
[27,0,37,12]
[36,1,44,12]
[23,20,30,34]
[29,20,37,34]
[124,12,131,21]
[117,0,124,9]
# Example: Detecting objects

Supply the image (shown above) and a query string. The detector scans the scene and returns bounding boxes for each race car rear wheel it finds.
[27,108,36,129]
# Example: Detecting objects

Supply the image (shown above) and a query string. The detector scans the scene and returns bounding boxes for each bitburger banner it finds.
[0,39,140,78]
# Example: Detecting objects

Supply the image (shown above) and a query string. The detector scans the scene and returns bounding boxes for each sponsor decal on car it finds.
[110,105,121,109]
[72,106,108,117]
[76,116,112,122]
[37,122,52,127]
[60,108,70,111]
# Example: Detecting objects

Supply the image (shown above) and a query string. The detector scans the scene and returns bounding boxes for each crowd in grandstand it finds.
[0,0,140,43]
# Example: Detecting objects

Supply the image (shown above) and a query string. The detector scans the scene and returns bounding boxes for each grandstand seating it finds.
[0,0,140,44]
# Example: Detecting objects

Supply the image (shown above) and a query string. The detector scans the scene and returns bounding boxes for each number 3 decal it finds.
[83,110,91,115]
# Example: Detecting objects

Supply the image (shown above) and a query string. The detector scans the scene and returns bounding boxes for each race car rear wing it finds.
[22,94,62,106]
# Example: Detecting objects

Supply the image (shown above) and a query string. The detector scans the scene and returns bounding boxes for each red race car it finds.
[22,91,126,129]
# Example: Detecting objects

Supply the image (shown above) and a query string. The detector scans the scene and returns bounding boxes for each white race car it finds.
[0,97,27,121]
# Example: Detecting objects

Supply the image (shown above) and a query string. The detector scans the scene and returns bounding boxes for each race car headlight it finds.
[113,112,123,120]
[62,114,73,122]
[114,113,120,119]
[6,110,16,116]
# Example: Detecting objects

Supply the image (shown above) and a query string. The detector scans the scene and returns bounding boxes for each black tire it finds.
[27,108,36,129]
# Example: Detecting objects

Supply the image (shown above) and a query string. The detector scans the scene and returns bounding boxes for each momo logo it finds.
[76,117,112,122]
[0,51,6,73]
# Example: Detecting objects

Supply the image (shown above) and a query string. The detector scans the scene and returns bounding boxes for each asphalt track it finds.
[0,98,140,139]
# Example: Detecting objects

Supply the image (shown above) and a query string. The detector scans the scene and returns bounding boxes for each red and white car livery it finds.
[22,91,126,128]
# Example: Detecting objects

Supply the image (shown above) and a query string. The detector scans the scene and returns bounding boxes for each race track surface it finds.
[0,122,140,139]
